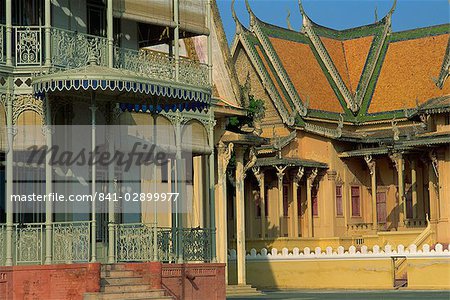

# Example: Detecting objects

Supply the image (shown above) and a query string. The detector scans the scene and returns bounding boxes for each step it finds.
[97,290,167,300]
[101,283,154,293]
[101,264,129,272]
[226,285,263,297]
[101,270,136,278]
[101,276,144,286]
[84,293,172,300]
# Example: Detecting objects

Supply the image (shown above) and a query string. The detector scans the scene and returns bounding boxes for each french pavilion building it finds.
[222,0,450,288]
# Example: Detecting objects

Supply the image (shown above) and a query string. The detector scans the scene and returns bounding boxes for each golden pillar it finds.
[292,167,304,238]
[252,167,266,238]
[275,165,287,237]
[390,152,405,227]
[235,146,246,285]
[411,159,418,219]
[216,142,233,278]
[365,155,377,230]
[306,168,318,237]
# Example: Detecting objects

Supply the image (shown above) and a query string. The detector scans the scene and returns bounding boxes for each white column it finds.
[207,0,213,85]
[107,0,114,68]
[5,0,12,66]
[5,93,13,266]
[174,0,180,81]
[90,96,97,262]
[174,114,183,263]
[44,96,53,264]
[235,147,246,285]
[45,0,51,66]
[208,121,216,262]
[107,105,116,263]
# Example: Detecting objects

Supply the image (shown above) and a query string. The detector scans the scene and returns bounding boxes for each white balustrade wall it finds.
[228,243,450,261]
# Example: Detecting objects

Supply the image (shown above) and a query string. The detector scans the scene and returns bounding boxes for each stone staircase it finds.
[226,284,263,297]
[84,264,172,300]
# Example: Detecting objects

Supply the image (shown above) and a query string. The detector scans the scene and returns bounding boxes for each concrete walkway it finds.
[227,290,450,300]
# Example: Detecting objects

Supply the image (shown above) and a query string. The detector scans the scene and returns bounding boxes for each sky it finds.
[216,0,450,43]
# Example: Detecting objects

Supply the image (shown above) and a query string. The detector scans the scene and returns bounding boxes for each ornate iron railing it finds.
[52,221,91,263]
[114,47,209,88]
[51,27,108,69]
[15,223,44,265]
[115,222,157,262]
[178,56,209,87]
[3,25,209,88]
[114,47,175,81]
[157,227,175,263]
[180,227,213,262]
[0,224,4,265]
[14,26,43,66]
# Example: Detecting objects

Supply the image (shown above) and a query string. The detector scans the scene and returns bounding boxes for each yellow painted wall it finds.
[228,259,393,289]
[407,258,450,290]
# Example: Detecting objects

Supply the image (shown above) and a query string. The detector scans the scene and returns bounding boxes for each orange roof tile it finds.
[255,45,293,114]
[369,33,450,113]
[342,36,374,94]
[320,37,352,92]
[320,36,374,95]
[269,37,344,113]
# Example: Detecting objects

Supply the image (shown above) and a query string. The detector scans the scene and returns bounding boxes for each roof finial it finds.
[388,0,397,16]
[286,9,293,30]
[298,0,310,30]
[374,6,378,23]
[245,0,256,28]
[231,0,244,34]
[298,0,305,15]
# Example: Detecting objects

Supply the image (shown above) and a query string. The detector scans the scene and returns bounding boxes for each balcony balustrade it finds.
[1,25,209,88]
[0,222,213,265]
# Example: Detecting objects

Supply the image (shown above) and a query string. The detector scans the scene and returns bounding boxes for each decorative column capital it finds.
[275,165,287,182]
[389,152,403,171]
[252,166,264,187]
[218,141,234,176]
[243,147,257,179]
[428,149,439,178]
[294,166,305,186]
[364,155,376,175]
[307,168,318,189]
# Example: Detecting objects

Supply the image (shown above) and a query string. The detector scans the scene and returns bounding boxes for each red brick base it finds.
[113,262,162,289]
[0,262,224,300]
[162,263,226,300]
[0,263,101,300]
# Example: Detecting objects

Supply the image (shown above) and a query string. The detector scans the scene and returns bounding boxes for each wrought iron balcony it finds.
[1,25,209,89]
[0,222,214,265]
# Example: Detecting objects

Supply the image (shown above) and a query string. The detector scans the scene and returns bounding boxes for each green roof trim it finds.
[357,33,391,121]
[312,20,385,40]
[390,23,450,42]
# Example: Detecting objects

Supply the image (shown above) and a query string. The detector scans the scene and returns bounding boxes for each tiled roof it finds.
[231,3,450,123]
[369,33,450,113]
[320,36,374,95]
[269,37,344,113]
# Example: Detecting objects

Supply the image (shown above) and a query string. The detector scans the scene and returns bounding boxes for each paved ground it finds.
[227,290,450,300]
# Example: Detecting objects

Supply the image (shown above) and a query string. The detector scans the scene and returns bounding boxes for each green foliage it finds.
[226,94,266,132]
